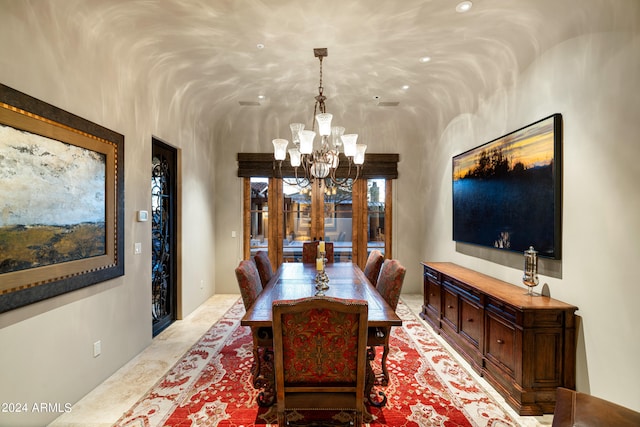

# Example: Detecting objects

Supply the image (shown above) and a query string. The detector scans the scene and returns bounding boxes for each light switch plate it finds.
[137,210,149,222]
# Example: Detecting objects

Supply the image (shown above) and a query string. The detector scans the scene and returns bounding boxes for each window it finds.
[238,152,397,269]
[367,179,387,257]
[248,177,269,257]
[244,177,392,270]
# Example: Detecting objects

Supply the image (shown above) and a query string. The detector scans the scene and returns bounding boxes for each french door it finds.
[244,177,391,270]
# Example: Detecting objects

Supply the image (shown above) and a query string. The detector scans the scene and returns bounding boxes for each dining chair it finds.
[253,250,273,288]
[235,259,262,310]
[552,387,640,426]
[234,260,272,388]
[363,249,384,287]
[301,241,335,264]
[272,296,369,426]
[368,259,406,386]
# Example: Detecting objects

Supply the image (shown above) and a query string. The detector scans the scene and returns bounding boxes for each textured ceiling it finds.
[9,0,636,146]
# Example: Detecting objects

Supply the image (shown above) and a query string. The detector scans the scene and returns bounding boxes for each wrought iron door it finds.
[151,139,177,336]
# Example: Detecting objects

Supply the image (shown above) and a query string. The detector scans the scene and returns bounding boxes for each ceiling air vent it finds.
[239,101,261,106]
[377,101,400,107]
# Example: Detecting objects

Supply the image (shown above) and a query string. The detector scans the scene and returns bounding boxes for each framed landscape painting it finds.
[452,114,562,259]
[0,84,124,313]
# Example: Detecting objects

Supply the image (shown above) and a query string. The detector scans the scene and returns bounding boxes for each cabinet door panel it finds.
[460,296,483,348]
[427,280,441,313]
[442,285,458,331]
[525,328,563,387]
[486,313,517,377]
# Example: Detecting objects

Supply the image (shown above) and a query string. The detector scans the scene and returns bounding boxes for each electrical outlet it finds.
[231,230,236,238]
[93,340,101,358]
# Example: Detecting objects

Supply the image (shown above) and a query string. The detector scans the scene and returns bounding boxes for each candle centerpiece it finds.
[314,242,329,296]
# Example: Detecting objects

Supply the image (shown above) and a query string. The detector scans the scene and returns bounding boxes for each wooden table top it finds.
[241,262,403,328]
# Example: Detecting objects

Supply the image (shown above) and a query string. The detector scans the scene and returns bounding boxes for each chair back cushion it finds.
[301,241,334,263]
[363,250,384,287]
[253,251,273,287]
[235,260,262,311]
[273,297,368,385]
[376,259,406,310]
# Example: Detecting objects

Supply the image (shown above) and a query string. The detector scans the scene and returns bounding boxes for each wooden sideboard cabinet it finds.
[420,262,578,415]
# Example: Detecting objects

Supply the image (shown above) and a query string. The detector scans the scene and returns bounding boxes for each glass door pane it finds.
[249,177,269,257]
[324,180,353,262]
[367,179,386,257]
[282,179,311,262]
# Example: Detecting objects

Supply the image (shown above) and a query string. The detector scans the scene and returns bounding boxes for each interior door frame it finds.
[151,137,182,336]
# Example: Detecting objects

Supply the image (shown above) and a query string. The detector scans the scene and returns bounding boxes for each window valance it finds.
[237,153,399,179]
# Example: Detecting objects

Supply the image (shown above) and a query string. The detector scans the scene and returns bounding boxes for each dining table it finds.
[240,261,402,407]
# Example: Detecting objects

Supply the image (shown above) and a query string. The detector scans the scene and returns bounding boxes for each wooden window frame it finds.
[240,153,397,270]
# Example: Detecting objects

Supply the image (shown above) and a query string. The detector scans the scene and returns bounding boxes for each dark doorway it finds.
[151,138,177,337]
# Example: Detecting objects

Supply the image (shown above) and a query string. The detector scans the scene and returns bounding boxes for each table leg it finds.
[366,352,388,407]
[253,347,275,407]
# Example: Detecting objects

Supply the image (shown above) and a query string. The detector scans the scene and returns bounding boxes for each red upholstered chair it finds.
[363,249,384,287]
[272,297,369,426]
[552,387,640,427]
[235,259,262,310]
[235,260,272,389]
[253,250,273,288]
[368,259,406,385]
[301,241,334,264]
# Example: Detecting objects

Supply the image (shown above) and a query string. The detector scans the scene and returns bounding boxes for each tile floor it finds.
[48,294,552,427]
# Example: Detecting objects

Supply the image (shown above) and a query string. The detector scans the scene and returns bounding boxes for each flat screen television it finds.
[452,114,562,259]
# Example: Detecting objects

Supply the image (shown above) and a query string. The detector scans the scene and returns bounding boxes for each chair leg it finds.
[367,346,375,360]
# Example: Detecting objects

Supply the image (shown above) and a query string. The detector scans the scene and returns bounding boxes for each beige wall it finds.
[0,2,638,426]
[424,31,640,410]
[0,3,217,426]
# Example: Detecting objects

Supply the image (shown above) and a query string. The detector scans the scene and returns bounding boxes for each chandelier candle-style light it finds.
[272,48,366,188]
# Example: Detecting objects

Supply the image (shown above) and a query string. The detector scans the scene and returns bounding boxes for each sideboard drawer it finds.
[487,297,518,324]
[425,267,440,284]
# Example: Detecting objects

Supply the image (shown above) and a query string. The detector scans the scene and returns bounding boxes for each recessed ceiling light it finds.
[402,85,410,90]
[456,1,473,13]
[258,95,265,100]
[256,43,265,49]
[419,56,431,63]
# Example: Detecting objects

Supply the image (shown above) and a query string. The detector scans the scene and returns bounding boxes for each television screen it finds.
[452,114,562,259]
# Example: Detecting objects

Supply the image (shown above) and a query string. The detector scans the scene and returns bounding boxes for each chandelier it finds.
[272,48,366,189]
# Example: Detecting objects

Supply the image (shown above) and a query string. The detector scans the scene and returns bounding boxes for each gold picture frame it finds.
[0,84,124,313]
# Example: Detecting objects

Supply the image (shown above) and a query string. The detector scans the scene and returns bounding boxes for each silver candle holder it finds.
[314,251,330,296]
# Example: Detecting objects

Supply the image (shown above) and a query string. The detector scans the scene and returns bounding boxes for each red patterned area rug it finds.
[114,299,517,426]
